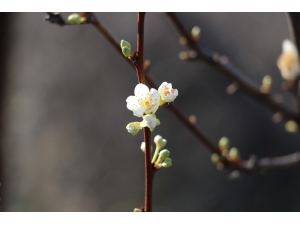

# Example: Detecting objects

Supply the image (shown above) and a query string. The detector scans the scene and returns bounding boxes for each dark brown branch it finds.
[46,12,300,174]
[166,12,300,123]
[0,12,10,212]
[287,13,300,53]
[136,12,153,212]
[286,13,300,117]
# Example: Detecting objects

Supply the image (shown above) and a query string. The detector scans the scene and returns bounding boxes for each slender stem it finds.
[136,13,146,84]
[137,12,152,212]
[151,147,159,163]
[166,12,300,123]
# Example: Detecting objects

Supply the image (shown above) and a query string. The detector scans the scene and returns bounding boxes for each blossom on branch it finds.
[158,82,178,105]
[140,114,160,131]
[277,39,300,81]
[126,83,160,117]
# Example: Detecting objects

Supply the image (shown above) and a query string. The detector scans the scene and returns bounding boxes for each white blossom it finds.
[158,82,178,104]
[277,39,299,80]
[126,84,160,117]
[140,114,160,130]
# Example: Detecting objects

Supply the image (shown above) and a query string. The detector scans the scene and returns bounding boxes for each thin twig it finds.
[136,12,153,212]
[166,12,300,123]
[46,12,300,174]
[286,13,300,117]
[287,13,300,53]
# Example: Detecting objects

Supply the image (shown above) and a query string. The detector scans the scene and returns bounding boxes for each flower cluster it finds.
[141,135,172,169]
[126,82,178,135]
[211,136,240,171]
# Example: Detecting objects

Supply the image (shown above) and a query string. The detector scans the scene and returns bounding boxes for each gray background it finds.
[2,12,300,211]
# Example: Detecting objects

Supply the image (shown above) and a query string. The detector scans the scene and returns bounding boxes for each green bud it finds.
[219,137,230,150]
[191,26,201,40]
[120,40,131,50]
[161,158,172,168]
[211,153,220,164]
[126,122,141,135]
[157,149,170,163]
[154,135,167,150]
[133,208,142,212]
[68,13,81,25]
[262,75,272,86]
[285,120,298,133]
[122,47,131,57]
[228,147,239,161]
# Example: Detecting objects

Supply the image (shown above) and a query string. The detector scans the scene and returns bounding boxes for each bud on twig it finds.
[68,13,81,25]
[191,26,201,41]
[260,75,272,93]
[219,137,230,151]
[285,120,298,133]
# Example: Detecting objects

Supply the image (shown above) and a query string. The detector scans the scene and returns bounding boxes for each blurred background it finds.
[1,12,300,212]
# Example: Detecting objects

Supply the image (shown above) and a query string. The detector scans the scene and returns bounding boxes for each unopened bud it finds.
[191,26,201,41]
[260,75,272,93]
[228,147,239,161]
[285,120,298,133]
[126,122,141,135]
[219,137,230,151]
[140,142,145,152]
[140,142,152,153]
[120,40,131,49]
[157,149,170,163]
[211,153,220,164]
[120,40,132,58]
[68,13,81,25]
[154,135,167,150]
[122,47,131,57]
[161,158,172,168]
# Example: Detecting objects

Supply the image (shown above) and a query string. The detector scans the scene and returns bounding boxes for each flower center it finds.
[164,87,176,96]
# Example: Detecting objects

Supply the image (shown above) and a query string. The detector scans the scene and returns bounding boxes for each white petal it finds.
[158,82,168,96]
[141,115,156,129]
[126,96,140,111]
[134,83,149,99]
[147,103,159,113]
[283,39,298,56]
[166,83,172,90]
[133,106,146,117]
[164,94,176,102]
[150,89,160,104]
[173,89,178,97]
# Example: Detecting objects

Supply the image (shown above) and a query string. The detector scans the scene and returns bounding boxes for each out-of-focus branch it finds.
[286,13,300,117]
[0,12,10,212]
[45,12,300,174]
[287,13,300,53]
[166,12,300,123]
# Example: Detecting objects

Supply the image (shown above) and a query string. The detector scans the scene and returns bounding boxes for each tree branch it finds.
[46,12,300,175]
[136,12,153,212]
[166,12,300,123]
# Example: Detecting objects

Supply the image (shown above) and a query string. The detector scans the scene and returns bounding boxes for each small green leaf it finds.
[122,47,131,57]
